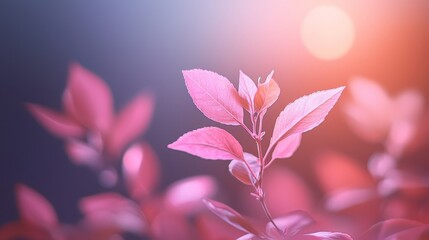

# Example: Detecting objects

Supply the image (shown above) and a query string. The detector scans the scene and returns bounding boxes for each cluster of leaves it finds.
[2,65,429,240]
[26,63,155,186]
[169,69,351,239]
[0,64,223,240]
[312,78,429,236]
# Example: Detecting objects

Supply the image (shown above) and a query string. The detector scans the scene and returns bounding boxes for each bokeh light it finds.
[301,4,355,60]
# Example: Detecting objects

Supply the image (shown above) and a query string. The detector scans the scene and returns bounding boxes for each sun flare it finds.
[301,5,355,60]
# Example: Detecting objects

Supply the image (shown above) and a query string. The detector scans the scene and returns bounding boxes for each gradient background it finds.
[1,0,428,226]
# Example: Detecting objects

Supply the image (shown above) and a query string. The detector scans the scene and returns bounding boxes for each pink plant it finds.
[7,64,429,240]
[27,63,154,187]
[311,78,429,237]
[169,69,349,239]
[0,145,231,239]
[344,77,425,157]
[121,144,220,239]
[359,219,429,240]
[0,184,147,240]
[8,63,221,239]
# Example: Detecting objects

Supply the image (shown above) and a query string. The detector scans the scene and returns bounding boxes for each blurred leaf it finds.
[165,175,217,214]
[0,221,54,240]
[203,198,262,236]
[314,152,374,193]
[359,219,429,240]
[66,63,114,133]
[266,211,314,237]
[79,192,145,235]
[303,231,353,240]
[325,188,378,212]
[123,142,160,200]
[345,77,392,143]
[65,140,101,168]
[16,184,58,229]
[107,92,154,157]
[263,168,313,215]
[26,103,84,138]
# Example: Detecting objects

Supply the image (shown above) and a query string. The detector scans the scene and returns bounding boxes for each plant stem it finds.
[251,116,283,236]
[257,187,283,235]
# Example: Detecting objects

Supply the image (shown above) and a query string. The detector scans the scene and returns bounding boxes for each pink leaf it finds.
[367,153,396,178]
[325,188,378,212]
[79,192,145,235]
[266,211,314,237]
[393,90,424,122]
[359,219,426,240]
[229,153,260,185]
[203,199,262,236]
[270,87,344,148]
[314,152,375,193]
[123,143,159,200]
[303,232,353,240]
[168,127,244,161]
[238,71,257,112]
[65,140,101,168]
[151,211,193,240]
[237,233,258,240]
[344,78,393,143]
[26,103,84,138]
[386,90,424,156]
[165,175,217,214]
[196,212,244,240]
[66,63,114,133]
[271,133,302,160]
[107,92,154,157]
[254,71,279,113]
[16,184,58,228]
[182,69,243,125]
[0,222,53,240]
[263,168,313,215]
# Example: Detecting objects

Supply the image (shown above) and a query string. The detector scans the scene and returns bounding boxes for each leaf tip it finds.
[167,142,177,150]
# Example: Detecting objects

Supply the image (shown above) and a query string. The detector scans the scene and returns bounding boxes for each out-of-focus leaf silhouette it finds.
[266,211,314,237]
[27,63,155,186]
[79,192,146,235]
[164,175,218,214]
[196,212,244,240]
[203,198,263,237]
[263,168,314,216]
[26,103,84,138]
[0,221,54,240]
[16,184,58,229]
[123,142,160,200]
[65,63,114,134]
[359,219,429,240]
[344,78,424,157]
[239,210,353,240]
[106,92,154,158]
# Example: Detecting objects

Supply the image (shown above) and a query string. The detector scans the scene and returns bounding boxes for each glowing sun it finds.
[301,5,355,60]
